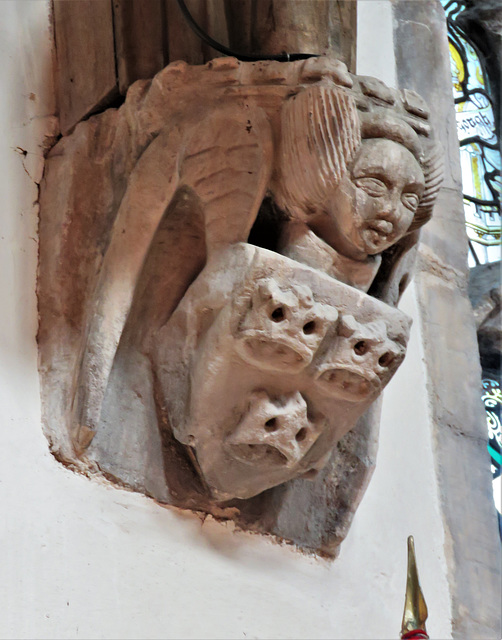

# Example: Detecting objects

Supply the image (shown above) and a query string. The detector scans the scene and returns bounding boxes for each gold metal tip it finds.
[401,536,428,636]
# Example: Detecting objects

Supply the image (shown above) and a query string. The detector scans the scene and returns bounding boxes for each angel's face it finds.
[309,139,425,260]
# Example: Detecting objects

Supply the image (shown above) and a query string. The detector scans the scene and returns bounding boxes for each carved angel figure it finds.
[275,86,443,292]
[38,56,443,550]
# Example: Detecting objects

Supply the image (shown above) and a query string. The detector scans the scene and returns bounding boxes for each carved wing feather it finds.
[181,104,273,250]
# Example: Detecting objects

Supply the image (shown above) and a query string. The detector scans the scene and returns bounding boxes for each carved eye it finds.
[378,352,394,367]
[353,177,387,197]
[402,192,420,211]
[354,340,369,355]
[270,306,285,322]
[264,417,279,432]
[295,427,308,442]
[302,321,316,335]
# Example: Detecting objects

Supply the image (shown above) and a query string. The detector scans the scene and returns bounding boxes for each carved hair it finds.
[359,111,423,161]
[408,140,444,232]
[276,83,443,233]
[275,83,361,218]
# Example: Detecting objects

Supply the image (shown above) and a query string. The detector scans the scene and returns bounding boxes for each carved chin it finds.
[315,367,380,401]
[237,337,311,371]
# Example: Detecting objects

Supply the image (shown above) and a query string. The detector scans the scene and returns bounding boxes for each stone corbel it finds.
[38,56,443,555]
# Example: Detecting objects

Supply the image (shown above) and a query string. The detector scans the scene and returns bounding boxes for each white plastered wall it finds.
[0,2,452,638]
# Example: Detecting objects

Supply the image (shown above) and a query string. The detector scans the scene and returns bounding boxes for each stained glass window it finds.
[442,0,501,266]
[482,379,502,532]
[442,1,501,536]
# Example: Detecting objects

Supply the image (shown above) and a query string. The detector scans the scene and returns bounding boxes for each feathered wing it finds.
[71,104,273,453]
[181,103,273,252]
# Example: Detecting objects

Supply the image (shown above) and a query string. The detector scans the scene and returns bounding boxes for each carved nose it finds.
[375,197,392,216]
[376,192,401,221]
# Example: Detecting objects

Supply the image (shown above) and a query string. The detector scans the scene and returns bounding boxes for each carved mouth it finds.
[368,219,393,234]
[366,220,394,244]
[238,336,311,371]
[227,442,289,467]
[315,367,380,401]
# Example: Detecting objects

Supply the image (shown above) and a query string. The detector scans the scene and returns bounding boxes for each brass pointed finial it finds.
[401,536,429,639]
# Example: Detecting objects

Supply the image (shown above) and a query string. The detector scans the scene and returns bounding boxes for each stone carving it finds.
[153,244,410,499]
[38,56,442,553]
[234,278,338,373]
[276,85,443,294]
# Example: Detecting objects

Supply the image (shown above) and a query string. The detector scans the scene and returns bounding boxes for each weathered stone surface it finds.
[154,244,410,500]
[38,56,442,554]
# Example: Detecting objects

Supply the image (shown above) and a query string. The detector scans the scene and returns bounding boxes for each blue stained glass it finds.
[482,379,502,478]
[482,379,502,531]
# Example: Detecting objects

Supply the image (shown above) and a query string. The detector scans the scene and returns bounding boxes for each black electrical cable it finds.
[175,0,319,62]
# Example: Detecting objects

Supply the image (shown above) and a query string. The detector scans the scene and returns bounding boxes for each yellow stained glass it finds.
[449,41,464,91]
[442,0,501,259]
